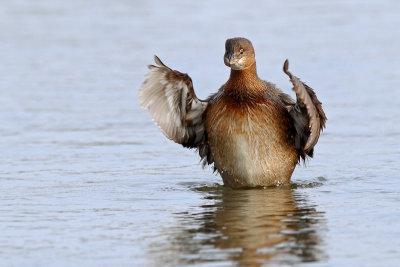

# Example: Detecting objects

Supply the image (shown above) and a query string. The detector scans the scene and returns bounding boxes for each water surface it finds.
[1,0,400,266]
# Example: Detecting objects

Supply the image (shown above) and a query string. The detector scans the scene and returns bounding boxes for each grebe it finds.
[139,37,326,188]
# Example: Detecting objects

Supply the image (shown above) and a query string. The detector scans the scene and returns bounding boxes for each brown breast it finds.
[204,90,299,187]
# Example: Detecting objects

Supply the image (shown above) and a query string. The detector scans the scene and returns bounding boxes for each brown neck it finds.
[225,62,265,94]
[230,61,257,78]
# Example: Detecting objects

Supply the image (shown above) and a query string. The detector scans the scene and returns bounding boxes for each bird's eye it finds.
[239,49,244,54]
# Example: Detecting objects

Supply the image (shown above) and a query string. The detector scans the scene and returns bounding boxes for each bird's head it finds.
[224,37,255,70]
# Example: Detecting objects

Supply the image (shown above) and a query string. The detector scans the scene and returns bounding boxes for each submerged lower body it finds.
[217,159,298,189]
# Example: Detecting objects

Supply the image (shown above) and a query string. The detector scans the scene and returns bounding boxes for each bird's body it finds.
[139,38,326,188]
[205,65,298,187]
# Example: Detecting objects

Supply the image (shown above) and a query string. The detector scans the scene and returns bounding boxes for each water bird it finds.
[139,37,326,188]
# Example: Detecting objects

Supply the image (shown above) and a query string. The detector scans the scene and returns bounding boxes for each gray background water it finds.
[1,0,400,266]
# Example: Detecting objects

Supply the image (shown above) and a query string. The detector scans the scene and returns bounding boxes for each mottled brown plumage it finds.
[139,37,326,188]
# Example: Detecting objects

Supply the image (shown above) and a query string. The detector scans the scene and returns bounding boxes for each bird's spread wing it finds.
[139,56,208,148]
[282,59,327,158]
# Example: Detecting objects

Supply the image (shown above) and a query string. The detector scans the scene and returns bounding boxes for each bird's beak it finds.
[229,55,239,65]
[224,54,240,67]
[224,55,231,66]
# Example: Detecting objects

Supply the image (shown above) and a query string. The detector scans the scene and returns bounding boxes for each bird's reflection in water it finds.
[173,186,326,266]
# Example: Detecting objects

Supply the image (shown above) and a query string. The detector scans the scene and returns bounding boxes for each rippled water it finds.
[1,0,400,266]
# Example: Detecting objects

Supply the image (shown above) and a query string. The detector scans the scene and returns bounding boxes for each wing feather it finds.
[139,56,208,148]
[283,59,327,157]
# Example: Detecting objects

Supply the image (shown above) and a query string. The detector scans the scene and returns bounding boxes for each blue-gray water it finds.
[1,0,400,266]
